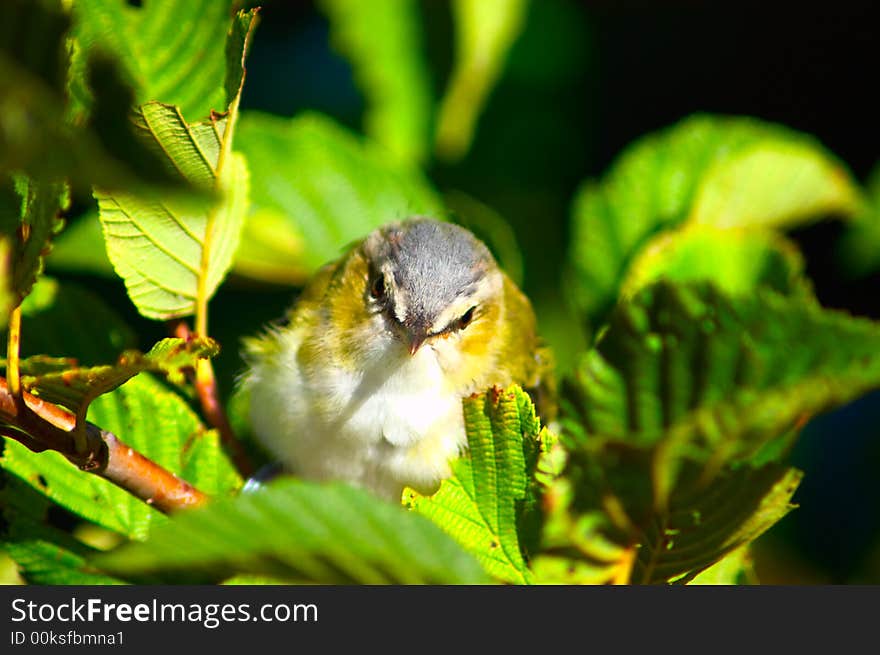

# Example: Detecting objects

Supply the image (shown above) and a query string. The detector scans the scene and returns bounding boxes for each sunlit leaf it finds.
[435,0,529,161]
[687,546,751,585]
[568,114,863,331]
[97,104,249,319]
[319,0,432,164]
[15,337,218,415]
[408,386,546,584]
[93,8,258,319]
[93,478,490,584]
[621,225,811,301]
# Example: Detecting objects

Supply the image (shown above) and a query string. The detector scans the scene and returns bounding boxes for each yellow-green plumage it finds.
[241,217,552,501]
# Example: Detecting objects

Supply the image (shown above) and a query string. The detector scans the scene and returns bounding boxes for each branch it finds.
[0,377,207,513]
[172,320,254,477]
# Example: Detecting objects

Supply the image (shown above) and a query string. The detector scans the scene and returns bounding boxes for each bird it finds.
[239,217,553,502]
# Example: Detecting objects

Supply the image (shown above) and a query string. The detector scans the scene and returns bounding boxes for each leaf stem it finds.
[0,377,207,513]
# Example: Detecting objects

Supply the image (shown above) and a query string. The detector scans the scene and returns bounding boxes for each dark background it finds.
[67,1,880,583]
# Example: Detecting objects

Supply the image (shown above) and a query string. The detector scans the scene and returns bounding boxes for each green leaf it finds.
[838,162,880,277]
[408,386,546,584]
[97,103,250,319]
[621,225,812,301]
[92,8,258,319]
[568,114,863,330]
[69,0,246,123]
[0,175,67,304]
[690,142,861,229]
[435,0,529,161]
[0,469,125,585]
[563,283,880,483]
[3,539,124,585]
[0,0,71,177]
[319,0,432,165]
[553,282,880,582]
[1,374,240,541]
[688,546,751,585]
[0,1,186,192]
[14,337,218,416]
[234,111,444,285]
[179,430,242,499]
[631,465,801,584]
[92,478,490,584]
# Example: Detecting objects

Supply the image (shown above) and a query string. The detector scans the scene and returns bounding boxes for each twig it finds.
[0,377,207,513]
[172,320,254,477]
[195,360,253,477]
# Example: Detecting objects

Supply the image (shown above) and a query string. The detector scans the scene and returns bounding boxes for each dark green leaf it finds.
[10,276,136,364]
[554,281,880,582]
[0,1,185,192]
[93,478,490,584]
[0,175,67,304]
[838,162,880,276]
[563,282,880,467]
[69,0,251,123]
[0,470,125,585]
[45,209,114,276]
[632,465,801,584]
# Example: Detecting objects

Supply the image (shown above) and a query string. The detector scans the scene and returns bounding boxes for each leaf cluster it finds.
[2,0,880,587]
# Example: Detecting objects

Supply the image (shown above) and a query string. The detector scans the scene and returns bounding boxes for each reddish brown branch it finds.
[172,319,254,478]
[0,377,207,513]
[195,361,254,478]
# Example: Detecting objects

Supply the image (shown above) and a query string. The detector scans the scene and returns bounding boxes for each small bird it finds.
[240,217,552,502]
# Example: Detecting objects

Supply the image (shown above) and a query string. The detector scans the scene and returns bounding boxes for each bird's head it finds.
[360,218,504,359]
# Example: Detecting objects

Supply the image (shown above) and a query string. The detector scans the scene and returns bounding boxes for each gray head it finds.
[362,217,501,354]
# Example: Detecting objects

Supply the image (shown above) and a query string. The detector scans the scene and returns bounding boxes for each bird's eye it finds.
[370,274,386,300]
[458,306,476,330]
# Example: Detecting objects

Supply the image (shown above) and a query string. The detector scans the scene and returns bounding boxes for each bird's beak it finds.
[404,319,430,356]
[407,330,427,356]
